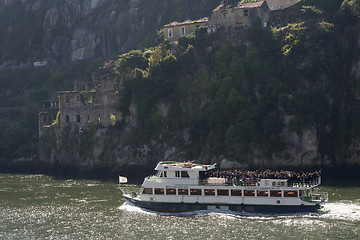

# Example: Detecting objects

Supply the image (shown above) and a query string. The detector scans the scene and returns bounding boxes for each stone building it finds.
[38,61,123,163]
[38,97,59,138]
[57,62,122,133]
[209,1,270,30]
[163,17,208,43]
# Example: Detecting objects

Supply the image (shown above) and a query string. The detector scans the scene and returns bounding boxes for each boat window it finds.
[142,188,153,194]
[230,190,242,196]
[204,189,215,195]
[218,189,229,196]
[154,188,164,195]
[181,171,190,178]
[190,189,202,195]
[270,190,282,197]
[163,171,167,178]
[257,190,269,197]
[244,190,255,196]
[299,190,302,196]
[166,188,176,195]
[284,190,298,197]
[175,171,180,177]
[178,189,188,195]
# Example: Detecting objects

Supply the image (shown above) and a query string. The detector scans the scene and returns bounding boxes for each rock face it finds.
[30,1,360,177]
[0,0,220,66]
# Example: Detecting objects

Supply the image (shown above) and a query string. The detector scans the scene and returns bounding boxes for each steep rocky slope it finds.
[2,0,360,179]
[0,0,219,66]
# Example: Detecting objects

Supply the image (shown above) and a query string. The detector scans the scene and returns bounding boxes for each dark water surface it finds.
[0,174,359,239]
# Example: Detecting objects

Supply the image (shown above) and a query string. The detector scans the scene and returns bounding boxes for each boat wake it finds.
[119,201,360,221]
[319,202,360,221]
[119,202,154,215]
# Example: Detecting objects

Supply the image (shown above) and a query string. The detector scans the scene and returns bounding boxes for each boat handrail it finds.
[200,177,322,188]
[307,192,328,203]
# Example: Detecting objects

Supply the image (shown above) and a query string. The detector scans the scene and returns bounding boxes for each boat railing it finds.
[287,177,321,188]
[202,177,322,188]
[311,192,328,203]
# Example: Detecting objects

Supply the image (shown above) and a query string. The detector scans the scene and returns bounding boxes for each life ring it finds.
[203,179,208,185]
[245,178,250,185]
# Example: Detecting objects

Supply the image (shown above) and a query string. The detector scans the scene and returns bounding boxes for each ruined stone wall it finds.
[209,8,254,30]
[209,4,270,30]
[38,112,58,137]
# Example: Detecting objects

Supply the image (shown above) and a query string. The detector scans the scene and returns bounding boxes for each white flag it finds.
[119,176,128,184]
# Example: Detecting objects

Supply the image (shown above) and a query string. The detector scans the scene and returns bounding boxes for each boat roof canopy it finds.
[155,161,217,171]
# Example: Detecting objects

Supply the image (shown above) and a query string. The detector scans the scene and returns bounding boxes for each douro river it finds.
[0,174,359,239]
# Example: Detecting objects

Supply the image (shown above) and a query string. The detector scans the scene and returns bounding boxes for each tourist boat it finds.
[120,161,328,213]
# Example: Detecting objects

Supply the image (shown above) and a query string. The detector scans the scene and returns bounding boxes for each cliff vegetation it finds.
[1,0,360,176]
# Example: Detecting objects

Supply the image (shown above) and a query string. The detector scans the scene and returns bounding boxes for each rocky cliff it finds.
[3,0,360,179]
[0,0,219,67]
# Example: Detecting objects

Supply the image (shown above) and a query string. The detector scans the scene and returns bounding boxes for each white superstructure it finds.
[122,161,328,213]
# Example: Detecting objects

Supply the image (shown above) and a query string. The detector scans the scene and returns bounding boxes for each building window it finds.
[168,28,173,38]
[244,9,248,16]
[66,115,70,123]
[142,188,153,194]
[204,189,215,196]
[231,190,242,196]
[222,12,226,19]
[270,190,282,197]
[178,189,188,195]
[284,190,298,197]
[166,188,176,195]
[154,188,164,195]
[257,190,269,197]
[180,27,185,36]
[181,171,189,178]
[190,189,202,195]
[160,171,167,178]
[217,189,229,196]
[244,190,255,196]
[76,115,81,123]
[87,115,90,122]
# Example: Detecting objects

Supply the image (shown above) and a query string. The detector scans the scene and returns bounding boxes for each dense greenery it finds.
[115,0,360,163]
[1,0,360,166]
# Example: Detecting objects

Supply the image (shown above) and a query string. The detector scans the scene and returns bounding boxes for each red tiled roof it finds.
[164,17,208,27]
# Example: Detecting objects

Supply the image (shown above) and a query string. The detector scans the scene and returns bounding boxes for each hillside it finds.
[1,0,360,177]
[0,0,219,66]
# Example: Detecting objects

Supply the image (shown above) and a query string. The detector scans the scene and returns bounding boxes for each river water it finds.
[0,174,359,239]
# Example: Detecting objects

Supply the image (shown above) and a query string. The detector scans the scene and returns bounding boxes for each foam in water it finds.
[119,201,360,221]
[321,202,360,221]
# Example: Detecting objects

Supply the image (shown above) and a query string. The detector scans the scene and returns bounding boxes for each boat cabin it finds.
[259,179,288,187]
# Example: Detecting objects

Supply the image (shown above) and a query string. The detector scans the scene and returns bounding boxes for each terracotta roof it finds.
[164,17,208,28]
[236,1,266,9]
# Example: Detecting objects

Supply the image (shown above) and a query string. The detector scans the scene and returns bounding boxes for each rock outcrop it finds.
[0,0,220,66]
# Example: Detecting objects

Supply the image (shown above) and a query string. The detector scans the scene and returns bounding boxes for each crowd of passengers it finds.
[207,169,322,186]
